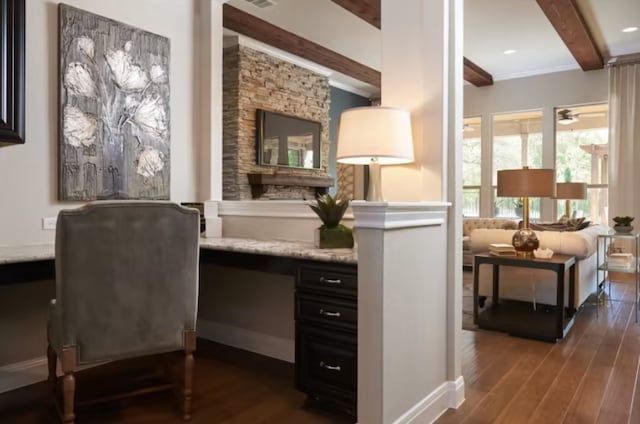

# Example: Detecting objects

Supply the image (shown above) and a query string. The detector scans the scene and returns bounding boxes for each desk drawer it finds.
[296,326,356,393]
[298,263,357,296]
[296,294,357,329]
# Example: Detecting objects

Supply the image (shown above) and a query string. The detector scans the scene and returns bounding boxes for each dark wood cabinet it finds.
[295,261,357,419]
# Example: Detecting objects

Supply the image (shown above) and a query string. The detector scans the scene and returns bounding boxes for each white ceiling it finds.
[227,0,640,92]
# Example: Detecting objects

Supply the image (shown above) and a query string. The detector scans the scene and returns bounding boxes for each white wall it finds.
[464,68,609,219]
[0,0,200,247]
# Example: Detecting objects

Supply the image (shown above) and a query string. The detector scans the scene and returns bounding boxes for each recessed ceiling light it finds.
[622,26,638,33]
[503,49,517,55]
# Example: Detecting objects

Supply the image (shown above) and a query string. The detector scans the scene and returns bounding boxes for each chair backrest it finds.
[55,201,200,364]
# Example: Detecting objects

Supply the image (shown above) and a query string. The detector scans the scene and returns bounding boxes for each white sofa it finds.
[469,224,608,308]
[462,218,518,267]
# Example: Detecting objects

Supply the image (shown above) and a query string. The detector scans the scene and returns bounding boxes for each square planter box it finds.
[314,227,354,249]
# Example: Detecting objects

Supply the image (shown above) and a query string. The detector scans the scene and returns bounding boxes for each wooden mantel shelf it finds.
[247,173,334,199]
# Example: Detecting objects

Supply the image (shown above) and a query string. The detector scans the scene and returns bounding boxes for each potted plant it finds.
[308,193,354,248]
[612,216,635,233]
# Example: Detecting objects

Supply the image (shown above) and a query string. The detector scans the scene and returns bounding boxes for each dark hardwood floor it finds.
[439,278,640,424]
[0,341,351,424]
[3,279,639,423]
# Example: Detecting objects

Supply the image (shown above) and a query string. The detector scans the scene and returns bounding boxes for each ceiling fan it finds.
[557,109,578,125]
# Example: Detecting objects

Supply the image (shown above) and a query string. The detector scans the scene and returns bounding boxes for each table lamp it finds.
[336,106,414,201]
[497,167,556,256]
[555,182,587,218]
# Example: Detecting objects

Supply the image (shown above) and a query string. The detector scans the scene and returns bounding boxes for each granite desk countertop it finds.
[200,237,357,264]
[0,237,357,265]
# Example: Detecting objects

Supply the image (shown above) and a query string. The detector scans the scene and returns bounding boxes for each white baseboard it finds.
[0,356,48,394]
[393,376,465,424]
[447,376,465,410]
[197,319,294,363]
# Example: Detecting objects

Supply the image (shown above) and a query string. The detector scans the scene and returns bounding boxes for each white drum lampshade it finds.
[336,106,414,201]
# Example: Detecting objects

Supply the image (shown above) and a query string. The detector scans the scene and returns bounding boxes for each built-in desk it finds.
[0,238,356,283]
[0,238,358,418]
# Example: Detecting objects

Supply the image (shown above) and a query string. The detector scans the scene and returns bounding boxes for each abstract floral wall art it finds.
[59,4,170,200]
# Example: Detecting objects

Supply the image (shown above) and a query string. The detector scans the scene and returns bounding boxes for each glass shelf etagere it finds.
[596,231,640,322]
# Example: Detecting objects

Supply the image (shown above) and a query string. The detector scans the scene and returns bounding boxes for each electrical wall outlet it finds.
[42,217,57,230]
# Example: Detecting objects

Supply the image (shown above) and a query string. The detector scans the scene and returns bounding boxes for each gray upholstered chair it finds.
[47,201,200,423]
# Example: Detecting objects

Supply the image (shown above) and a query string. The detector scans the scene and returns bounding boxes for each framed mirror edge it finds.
[0,0,25,146]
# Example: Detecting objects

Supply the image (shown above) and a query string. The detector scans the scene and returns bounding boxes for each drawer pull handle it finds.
[319,308,341,318]
[319,361,341,372]
[320,277,342,285]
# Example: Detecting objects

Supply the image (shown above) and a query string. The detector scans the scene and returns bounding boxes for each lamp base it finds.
[366,160,383,202]
[512,228,539,257]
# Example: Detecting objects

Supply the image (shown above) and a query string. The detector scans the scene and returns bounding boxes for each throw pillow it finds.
[501,221,518,230]
[529,217,590,232]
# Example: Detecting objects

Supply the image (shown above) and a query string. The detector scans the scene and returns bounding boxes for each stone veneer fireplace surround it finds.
[222,43,332,200]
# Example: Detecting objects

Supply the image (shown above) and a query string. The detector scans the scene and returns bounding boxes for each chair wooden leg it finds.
[62,372,75,424]
[47,343,57,395]
[183,351,194,421]
[182,331,196,421]
[60,347,77,424]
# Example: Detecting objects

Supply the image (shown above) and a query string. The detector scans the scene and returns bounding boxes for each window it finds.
[492,111,543,219]
[555,104,609,224]
[462,117,481,216]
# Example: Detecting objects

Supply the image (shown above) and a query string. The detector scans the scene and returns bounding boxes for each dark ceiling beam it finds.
[331,0,493,86]
[331,0,380,28]
[535,0,603,70]
[223,4,381,87]
[463,58,494,87]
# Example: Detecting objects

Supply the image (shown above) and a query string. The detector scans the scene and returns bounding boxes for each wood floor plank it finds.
[529,289,633,423]
[628,356,640,423]
[595,302,640,422]
[461,331,516,388]
[491,302,597,423]
[563,283,635,424]
[438,330,517,424]
[462,339,553,424]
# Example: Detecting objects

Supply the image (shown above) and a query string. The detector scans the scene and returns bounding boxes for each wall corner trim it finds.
[392,377,465,424]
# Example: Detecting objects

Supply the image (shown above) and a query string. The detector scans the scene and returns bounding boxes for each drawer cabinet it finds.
[295,261,357,419]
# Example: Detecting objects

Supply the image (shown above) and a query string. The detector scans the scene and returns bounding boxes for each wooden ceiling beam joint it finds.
[536,0,603,71]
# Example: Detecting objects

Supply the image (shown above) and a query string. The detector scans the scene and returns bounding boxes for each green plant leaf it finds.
[308,193,349,228]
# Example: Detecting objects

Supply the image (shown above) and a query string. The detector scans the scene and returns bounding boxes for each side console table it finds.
[473,253,576,342]
[596,232,639,322]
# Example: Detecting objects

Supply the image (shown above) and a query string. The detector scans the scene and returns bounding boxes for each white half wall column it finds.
[354,202,461,424]
[374,0,465,422]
